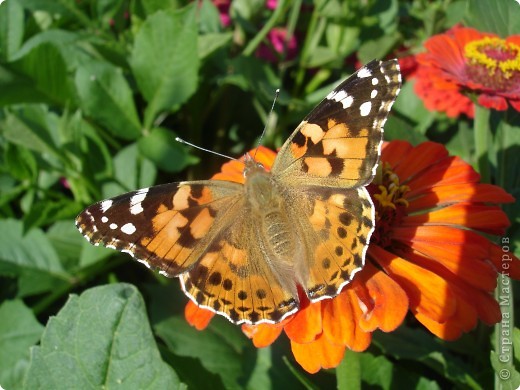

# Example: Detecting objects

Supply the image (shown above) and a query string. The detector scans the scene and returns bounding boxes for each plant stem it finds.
[473,103,491,182]
[336,350,361,390]
[242,0,287,57]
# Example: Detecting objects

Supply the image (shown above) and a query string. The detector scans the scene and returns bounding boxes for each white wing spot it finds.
[100,200,113,213]
[357,67,372,78]
[327,90,354,109]
[372,77,379,85]
[101,216,108,223]
[121,223,136,235]
[130,188,149,215]
[109,223,118,230]
[359,101,372,116]
[371,89,378,99]
[341,95,354,109]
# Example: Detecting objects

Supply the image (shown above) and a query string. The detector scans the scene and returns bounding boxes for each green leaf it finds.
[199,0,224,34]
[3,143,38,182]
[11,42,74,106]
[491,323,520,389]
[24,198,81,229]
[47,220,85,270]
[0,0,24,61]
[465,0,520,36]
[0,300,44,390]
[375,327,481,388]
[101,143,157,198]
[24,284,182,389]
[198,32,233,60]
[130,6,199,128]
[0,65,50,106]
[1,105,60,157]
[75,61,142,140]
[155,316,250,389]
[359,352,441,390]
[0,219,70,296]
[138,127,199,173]
[9,30,91,70]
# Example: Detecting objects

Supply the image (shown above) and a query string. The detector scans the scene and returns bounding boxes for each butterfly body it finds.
[76,60,401,325]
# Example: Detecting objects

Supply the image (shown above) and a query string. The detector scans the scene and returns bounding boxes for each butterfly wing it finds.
[179,210,300,324]
[282,186,375,301]
[76,180,300,324]
[272,59,401,188]
[75,181,244,276]
[270,60,401,301]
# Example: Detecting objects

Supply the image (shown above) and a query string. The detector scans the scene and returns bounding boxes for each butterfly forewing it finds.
[76,181,243,276]
[273,59,401,188]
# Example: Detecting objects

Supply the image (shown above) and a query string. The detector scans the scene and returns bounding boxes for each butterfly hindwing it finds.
[180,215,300,324]
[272,59,401,188]
[293,186,375,301]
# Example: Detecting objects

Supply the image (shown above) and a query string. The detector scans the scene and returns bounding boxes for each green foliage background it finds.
[0,0,519,388]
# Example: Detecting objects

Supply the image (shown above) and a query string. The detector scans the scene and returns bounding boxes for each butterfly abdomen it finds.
[263,210,293,258]
[245,165,296,261]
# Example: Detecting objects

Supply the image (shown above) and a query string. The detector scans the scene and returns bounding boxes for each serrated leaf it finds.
[138,127,199,173]
[155,316,251,389]
[0,219,71,296]
[0,300,44,390]
[75,61,141,140]
[24,284,181,389]
[130,6,199,127]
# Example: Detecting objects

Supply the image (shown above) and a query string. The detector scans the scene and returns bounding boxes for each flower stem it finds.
[242,0,287,57]
[336,350,361,390]
[473,103,491,182]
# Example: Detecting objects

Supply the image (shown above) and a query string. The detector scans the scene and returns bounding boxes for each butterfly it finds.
[76,59,401,325]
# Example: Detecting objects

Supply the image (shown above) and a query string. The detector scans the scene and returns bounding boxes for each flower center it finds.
[464,37,520,91]
[368,164,410,248]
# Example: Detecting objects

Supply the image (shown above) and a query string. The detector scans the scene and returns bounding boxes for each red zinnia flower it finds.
[184,142,519,373]
[414,26,520,118]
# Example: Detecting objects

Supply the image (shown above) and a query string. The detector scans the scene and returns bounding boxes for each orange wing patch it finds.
[181,241,299,324]
[304,188,374,301]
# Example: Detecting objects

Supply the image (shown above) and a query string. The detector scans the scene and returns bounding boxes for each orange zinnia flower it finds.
[184,141,519,373]
[414,26,520,118]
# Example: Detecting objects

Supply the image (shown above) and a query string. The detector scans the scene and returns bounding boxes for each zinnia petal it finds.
[322,288,372,351]
[290,334,345,374]
[352,263,408,332]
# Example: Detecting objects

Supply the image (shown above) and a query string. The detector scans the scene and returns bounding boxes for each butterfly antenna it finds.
[175,137,238,161]
[253,88,280,159]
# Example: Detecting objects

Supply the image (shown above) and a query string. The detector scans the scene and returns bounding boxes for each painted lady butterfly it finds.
[76,60,401,325]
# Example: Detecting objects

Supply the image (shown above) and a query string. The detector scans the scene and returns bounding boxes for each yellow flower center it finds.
[369,163,410,248]
[464,37,520,90]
